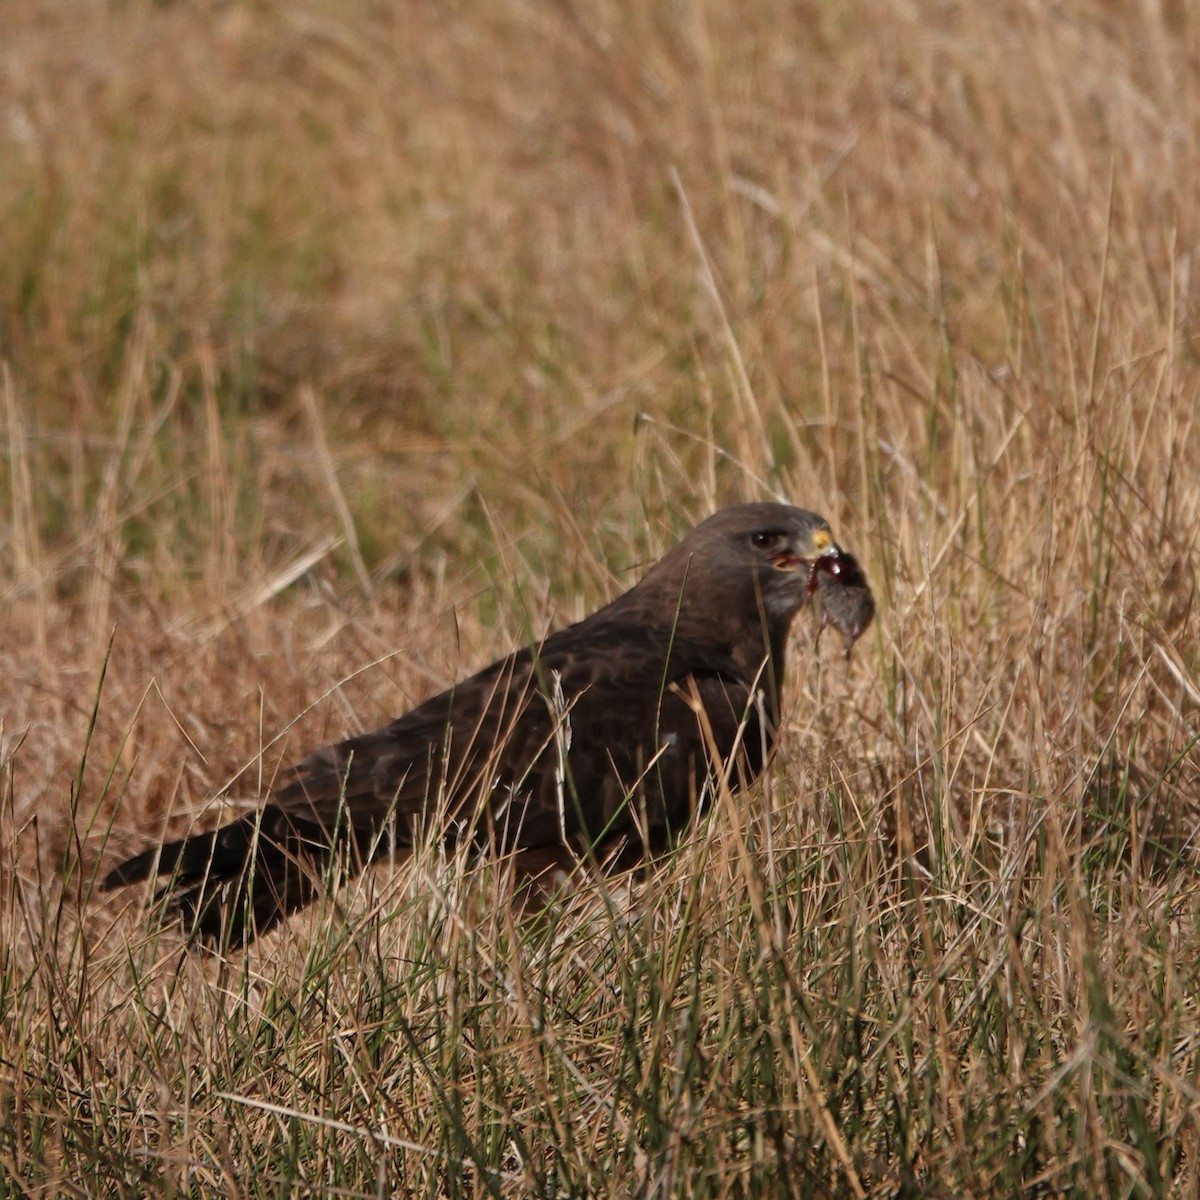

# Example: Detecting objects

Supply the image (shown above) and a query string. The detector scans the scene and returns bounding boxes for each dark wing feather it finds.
[102,620,773,944]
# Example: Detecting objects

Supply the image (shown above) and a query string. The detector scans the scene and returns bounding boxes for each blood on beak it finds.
[805,543,842,595]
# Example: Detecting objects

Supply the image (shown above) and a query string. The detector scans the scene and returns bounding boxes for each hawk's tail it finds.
[101,809,343,947]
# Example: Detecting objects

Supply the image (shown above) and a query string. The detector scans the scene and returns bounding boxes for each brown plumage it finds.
[103,503,872,945]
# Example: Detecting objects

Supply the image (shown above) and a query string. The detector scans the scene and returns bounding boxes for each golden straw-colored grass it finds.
[2,0,1198,1194]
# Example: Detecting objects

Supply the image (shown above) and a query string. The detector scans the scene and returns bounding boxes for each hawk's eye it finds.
[751,530,787,551]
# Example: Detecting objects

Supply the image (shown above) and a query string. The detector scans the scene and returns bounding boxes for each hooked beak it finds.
[803,530,841,595]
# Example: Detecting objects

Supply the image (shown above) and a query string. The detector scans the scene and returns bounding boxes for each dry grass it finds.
[3,0,1199,1194]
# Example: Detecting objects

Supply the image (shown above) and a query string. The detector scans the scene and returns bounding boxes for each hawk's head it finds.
[677,502,842,617]
[620,503,845,650]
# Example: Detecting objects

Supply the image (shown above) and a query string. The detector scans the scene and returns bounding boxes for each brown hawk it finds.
[103,503,873,944]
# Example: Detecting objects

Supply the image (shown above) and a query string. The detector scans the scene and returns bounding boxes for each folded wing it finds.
[103,620,772,944]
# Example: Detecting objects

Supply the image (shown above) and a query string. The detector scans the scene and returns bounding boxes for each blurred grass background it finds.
[2,0,1199,1195]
